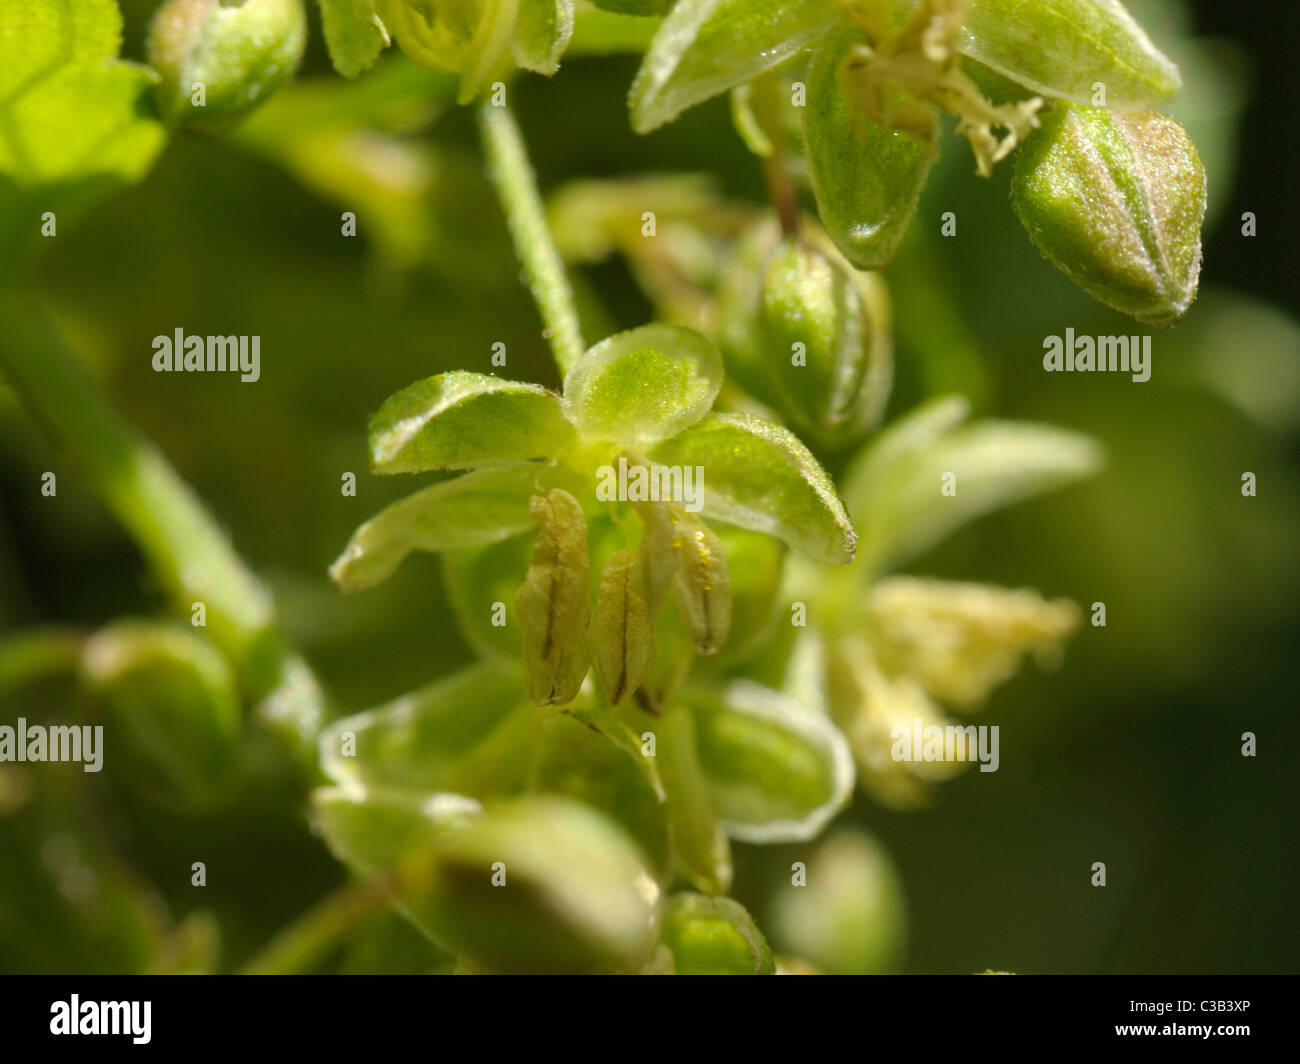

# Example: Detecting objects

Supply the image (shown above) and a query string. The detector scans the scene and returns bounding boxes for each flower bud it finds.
[1012,104,1206,326]
[147,0,307,132]
[395,796,662,973]
[658,893,774,975]
[759,235,893,449]
[717,220,892,450]
[515,489,591,706]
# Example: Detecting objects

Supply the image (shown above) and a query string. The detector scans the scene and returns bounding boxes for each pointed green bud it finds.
[667,510,731,656]
[759,235,893,449]
[396,796,662,973]
[515,489,591,706]
[659,893,775,975]
[147,0,307,132]
[591,550,657,706]
[1012,105,1206,326]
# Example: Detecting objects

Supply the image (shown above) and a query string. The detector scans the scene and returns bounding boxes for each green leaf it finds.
[0,0,166,269]
[685,681,854,843]
[804,29,935,271]
[395,795,662,973]
[1012,104,1206,326]
[318,0,390,78]
[660,893,775,974]
[629,0,840,133]
[330,465,544,591]
[147,0,308,131]
[842,397,1104,573]
[658,705,732,894]
[318,661,531,792]
[650,413,856,565]
[81,621,240,809]
[513,0,574,75]
[369,370,573,474]
[563,324,722,446]
[946,0,1182,110]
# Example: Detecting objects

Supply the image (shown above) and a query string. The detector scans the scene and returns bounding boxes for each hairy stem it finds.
[0,293,324,765]
[478,100,585,376]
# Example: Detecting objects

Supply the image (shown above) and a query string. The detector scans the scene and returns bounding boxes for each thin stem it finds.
[751,72,800,237]
[240,875,394,975]
[0,293,324,765]
[478,99,585,376]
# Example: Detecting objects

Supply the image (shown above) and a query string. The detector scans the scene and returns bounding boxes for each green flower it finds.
[331,323,855,709]
[751,396,1104,807]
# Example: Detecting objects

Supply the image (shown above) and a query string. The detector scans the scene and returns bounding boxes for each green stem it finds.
[477,99,585,376]
[0,293,324,765]
[240,875,392,975]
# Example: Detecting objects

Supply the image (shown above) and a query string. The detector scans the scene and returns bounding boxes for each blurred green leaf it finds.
[318,0,390,78]
[0,0,166,272]
[319,661,528,792]
[659,892,774,974]
[81,621,241,809]
[395,795,662,973]
[629,0,839,133]
[513,0,575,74]
[842,396,1103,574]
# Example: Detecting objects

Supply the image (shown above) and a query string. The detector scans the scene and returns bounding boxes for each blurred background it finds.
[0,0,1296,973]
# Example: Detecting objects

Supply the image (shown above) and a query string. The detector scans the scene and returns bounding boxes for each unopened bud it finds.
[147,0,307,132]
[1012,105,1206,326]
